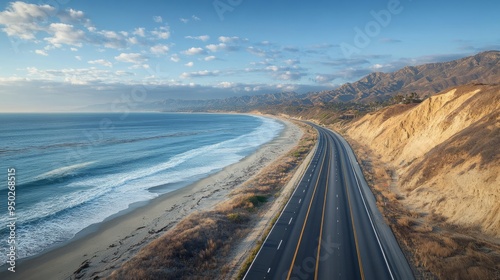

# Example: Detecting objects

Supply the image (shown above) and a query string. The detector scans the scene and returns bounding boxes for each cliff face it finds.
[345,84,500,237]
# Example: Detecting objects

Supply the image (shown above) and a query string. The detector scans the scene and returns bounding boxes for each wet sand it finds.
[0,116,303,280]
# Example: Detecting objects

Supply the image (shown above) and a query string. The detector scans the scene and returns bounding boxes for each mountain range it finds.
[81,51,499,112]
[310,50,500,103]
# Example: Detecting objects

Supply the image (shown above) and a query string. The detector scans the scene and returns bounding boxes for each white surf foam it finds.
[0,116,284,263]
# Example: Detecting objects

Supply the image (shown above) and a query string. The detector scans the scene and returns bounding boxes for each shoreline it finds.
[0,115,303,280]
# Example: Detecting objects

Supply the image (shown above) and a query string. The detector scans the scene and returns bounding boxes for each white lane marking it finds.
[242,143,318,280]
[298,199,302,204]
[303,190,305,193]
[267,268,271,273]
[339,129,395,280]
[289,217,293,225]
[277,239,283,250]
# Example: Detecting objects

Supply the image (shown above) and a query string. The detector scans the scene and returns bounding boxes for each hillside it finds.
[345,83,499,236]
[310,51,500,103]
[340,83,500,278]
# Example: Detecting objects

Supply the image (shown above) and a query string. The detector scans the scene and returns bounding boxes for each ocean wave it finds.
[0,131,204,156]
[34,161,96,181]
[0,115,284,263]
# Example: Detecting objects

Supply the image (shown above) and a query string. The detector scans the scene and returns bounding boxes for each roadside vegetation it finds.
[256,92,425,127]
[108,122,316,280]
[344,139,500,279]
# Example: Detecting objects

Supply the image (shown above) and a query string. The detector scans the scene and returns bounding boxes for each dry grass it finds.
[346,138,500,280]
[344,84,500,237]
[107,122,316,280]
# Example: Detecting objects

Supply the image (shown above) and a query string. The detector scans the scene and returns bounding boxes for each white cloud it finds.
[204,56,216,61]
[75,55,82,61]
[170,54,180,62]
[22,66,168,88]
[276,84,299,91]
[133,27,145,37]
[218,36,240,43]
[0,2,55,39]
[58,8,91,27]
[206,43,239,52]
[185,35,210,41]
[88,59,113,67]
[217,81,234,88]
[180,15,200,24]
[70,47,78,51]
[0,3,172,52]
[180,70,220,79]
[115,70,134,76]
[314,74,337,84]
[153,16,162,23]
[284,59,300,65]
[275,71,306,81]
[252,65,308,81]
[150,44,169,55]
[151,26,170,39]
[206,43,224,52]
[182,47,206,55]
[185,61,194,67]
[247,46,269,57]
[0,76,26,84]
[114,53,148,64]
[45,23,86,47]
[35,49,48,56]
[266,65,279,72]
[128,37,138,44]
[93,29,128,48]
[129,64,150,70]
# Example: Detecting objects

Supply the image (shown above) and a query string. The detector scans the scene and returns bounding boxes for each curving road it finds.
[243,124,414,280]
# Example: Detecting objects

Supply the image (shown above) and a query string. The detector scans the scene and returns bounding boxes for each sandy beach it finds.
[0,116,303,280]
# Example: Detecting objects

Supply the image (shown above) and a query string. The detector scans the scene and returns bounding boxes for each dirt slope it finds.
[345,84,500,237]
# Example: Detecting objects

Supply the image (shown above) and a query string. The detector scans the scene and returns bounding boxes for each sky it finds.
[0,0,499,112]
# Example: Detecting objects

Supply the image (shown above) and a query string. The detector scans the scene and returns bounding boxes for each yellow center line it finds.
[314,135,332,280]
[286,132,327,280]
[339,139,366,280]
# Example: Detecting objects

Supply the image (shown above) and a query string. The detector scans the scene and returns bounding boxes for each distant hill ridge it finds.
[309,50,500,103]
[80,51,499,112]
[193,50,500,108]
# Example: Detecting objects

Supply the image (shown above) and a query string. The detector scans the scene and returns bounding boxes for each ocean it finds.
[0,113,283,263]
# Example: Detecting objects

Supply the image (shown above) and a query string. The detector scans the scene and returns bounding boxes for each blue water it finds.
[0,113,283,263]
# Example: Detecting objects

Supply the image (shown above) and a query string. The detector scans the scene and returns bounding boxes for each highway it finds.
[243,124,414,280]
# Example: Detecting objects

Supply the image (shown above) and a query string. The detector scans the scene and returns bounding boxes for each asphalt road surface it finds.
[244,124,414,280]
